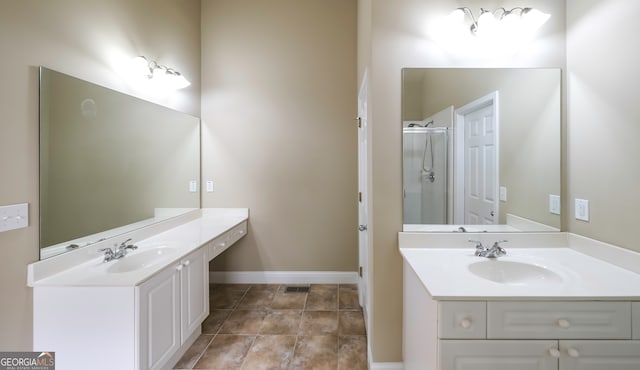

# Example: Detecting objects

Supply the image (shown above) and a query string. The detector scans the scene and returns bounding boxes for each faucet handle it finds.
[118,238,133,249]
[469,239,486,256]
[493,240,508,247]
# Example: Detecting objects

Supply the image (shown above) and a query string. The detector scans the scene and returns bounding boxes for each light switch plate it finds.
[0,203,29,233]
[575,198,589,221]
[206,180,214,193]
[499,186,507,202]
[549,194,561,215]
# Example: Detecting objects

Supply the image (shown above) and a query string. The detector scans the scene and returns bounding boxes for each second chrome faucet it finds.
[99,238,138,262]
[469,239,508,258]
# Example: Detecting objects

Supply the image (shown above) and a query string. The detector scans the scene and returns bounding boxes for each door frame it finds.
[453,91,499,224]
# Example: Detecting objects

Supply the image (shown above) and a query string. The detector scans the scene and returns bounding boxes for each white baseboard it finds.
[370,362,404,369]
[368,341,404,370]
[209,271,359,285]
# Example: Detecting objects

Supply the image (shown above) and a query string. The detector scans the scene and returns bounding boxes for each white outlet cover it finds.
[575,198,589,221]
[549,194,561,215]
[189,180,197,193]
[499,186,507,202]
[206,180,214,193]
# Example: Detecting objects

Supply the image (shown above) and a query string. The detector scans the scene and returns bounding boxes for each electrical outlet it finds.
[0,203,29,233]
[189,180,197,193]
[206,180,214,193]
[549,194,560,215]
[575,198,589,221]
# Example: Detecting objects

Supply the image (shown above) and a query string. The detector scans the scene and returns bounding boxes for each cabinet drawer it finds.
[438,301,486,339]
[439,340,558,370]
[227,221,247,246]
[208,234,230,261]
[487,301,631,339]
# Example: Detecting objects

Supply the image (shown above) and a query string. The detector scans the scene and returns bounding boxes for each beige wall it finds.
[0,0,201,349]
[566,0,640,252]
[364,0,566,362]
[201,0,358,272]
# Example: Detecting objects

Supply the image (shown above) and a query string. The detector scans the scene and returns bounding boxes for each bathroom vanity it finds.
[400,232,640,370]
[28,208,248,370]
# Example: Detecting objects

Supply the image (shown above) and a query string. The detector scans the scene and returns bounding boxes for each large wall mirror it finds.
[402,68,561,232]
[39,67,200,259]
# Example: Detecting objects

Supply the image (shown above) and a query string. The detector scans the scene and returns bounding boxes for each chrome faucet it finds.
[479,240,508,258]
[469,239,487,256]
[99,238,138,262]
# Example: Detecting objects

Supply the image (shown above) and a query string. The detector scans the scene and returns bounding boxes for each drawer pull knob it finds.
[557,319,570,328]
[459,318,472,329]
[183,260,191,266]
[220,242,227,247]
[548,348,560,358]
[567,348,580,358]
[176,264,184,271]
[239,230,245,234]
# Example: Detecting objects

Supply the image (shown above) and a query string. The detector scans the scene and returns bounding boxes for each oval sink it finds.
[468,260,562,285]
[107,247,178,274]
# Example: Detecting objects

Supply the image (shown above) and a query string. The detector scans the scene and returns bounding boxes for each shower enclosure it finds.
[403,125,449,224]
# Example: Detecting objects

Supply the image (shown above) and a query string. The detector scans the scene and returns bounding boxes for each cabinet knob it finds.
[459,318,472,329]
[567,348,580,358]
[548,348,560,358]
[239,230,245,234]
[557,319,570,328]
[220,242,226,247]
[176,264,183,271]
[183,260,191,266]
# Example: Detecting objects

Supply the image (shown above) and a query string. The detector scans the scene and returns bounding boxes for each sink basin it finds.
[468,260,563,285]
[107,247,178,273]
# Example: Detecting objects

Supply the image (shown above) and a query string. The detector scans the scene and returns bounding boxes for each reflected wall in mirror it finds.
[402,68,561,232]
[39,67,200,259]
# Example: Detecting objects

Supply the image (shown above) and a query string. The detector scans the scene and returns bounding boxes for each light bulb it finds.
[475,11,497,38]
[131,56,151,78]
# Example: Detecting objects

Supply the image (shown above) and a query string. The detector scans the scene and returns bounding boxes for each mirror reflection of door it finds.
[454,92,499,225]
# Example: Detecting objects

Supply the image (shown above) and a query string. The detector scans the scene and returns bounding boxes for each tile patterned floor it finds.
[174,284,368,370]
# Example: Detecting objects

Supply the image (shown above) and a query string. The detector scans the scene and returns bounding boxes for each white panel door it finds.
[560,341,640,370]
[180,247,209,344]
[440,340,558,370]
[357,72,370,330]
[138,263,181,370]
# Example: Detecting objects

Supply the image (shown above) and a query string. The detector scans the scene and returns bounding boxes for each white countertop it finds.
[29,208,248,287]
[400,247,640,300]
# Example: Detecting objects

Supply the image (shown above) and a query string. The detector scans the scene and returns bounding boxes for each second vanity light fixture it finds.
[449,7,550,40]
[131,56,191,90]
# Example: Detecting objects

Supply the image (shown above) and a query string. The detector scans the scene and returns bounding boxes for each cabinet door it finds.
[560,340,640,370]
[181,247,209,344]
[440,340,559,370]
[138,263,181,370]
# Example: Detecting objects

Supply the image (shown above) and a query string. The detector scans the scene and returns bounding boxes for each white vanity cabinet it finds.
[403,261,640,370]
[138,246,208,370]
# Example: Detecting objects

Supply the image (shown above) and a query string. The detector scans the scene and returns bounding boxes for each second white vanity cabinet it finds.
[138,247,208,370]
[403,260,640,370]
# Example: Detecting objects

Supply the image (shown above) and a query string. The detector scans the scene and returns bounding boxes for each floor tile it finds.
[260,310,302,335]
[193,335,255,369]
[271,285,308,309]
[237,287,277,309]
[202,309,232,334]
[339,310,366,335]
[210,285,247,310]
[338,284,360,310]
[306,284,338,311]
[173,334,214,369]
[241,335,296,370]
[220,309,267,334]
[299,311,338,335]
[338,335,367,370]
[290,335,338,370]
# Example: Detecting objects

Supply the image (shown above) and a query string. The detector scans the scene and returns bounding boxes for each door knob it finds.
[358,225,367,231]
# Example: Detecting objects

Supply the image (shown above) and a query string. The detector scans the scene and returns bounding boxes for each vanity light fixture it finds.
[451,7,550,39]
[131,56,191,90]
